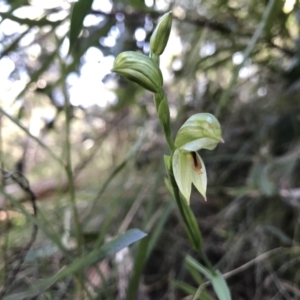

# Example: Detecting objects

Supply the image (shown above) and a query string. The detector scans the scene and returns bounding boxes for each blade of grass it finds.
[68,0,94,54]
[125,236,149,300]
[3,229,147,300]
[170,280,214,300]
[186,256,231,300]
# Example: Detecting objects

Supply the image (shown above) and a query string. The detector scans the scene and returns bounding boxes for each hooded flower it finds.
[172,113,223,203]
[112,51,163,93]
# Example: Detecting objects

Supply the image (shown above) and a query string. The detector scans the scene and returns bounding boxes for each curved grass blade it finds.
[3,229,147,300]
[69,0,94,54]
[186,256,232,300]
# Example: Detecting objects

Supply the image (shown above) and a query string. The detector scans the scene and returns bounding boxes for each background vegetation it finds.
[0,0,300,299]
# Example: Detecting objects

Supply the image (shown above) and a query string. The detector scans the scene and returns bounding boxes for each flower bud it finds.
[150,11,172,55]
[112,51,163,93]
[175,113,224,151]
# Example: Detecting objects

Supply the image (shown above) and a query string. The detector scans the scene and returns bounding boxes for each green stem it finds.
[169,171,216,274]
[154,92,175,152]
[199,250,216,276]
[149,44,215,276]
[150,52,160,66]
[154,92,162,111]
[165,129,175,152]
[60,61,87,299]
[60,61,83,252]
[170,174,198,245]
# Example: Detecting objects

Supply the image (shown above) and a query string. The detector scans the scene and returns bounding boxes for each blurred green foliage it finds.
[1,0,300,299]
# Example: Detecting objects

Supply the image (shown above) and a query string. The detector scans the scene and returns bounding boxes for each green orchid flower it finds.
[112,51,163,93]
[172,113,224,203]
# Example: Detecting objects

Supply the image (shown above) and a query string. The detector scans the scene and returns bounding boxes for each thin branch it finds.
[222,247,284,280]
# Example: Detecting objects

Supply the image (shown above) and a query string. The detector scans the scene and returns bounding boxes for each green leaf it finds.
[69,0,94,54]
[170,280,214,300]
[210,270,231,300]
[125,237,149,300]
[164,155,171,171]
[158,98,171,133]
[4,229,147,300]
[157,97,174,150]
[130,0,147,9]
[164,177,174,198]
[185,259,205,285]
[185,256,231,300]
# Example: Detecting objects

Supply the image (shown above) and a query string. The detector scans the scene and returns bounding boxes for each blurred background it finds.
[0,0,300,299]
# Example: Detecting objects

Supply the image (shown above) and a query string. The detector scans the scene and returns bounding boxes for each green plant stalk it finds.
[148,53,216,276]
[163,123,175,152]
[154,91,175,151]
[199,250,216,276]
[215,0,277,117]
[168,168,216,276]
[60,60,83,251]
[60,64,86,298]
[169,171,200,248]
[59,56,90,298]
[154,91,163,111]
